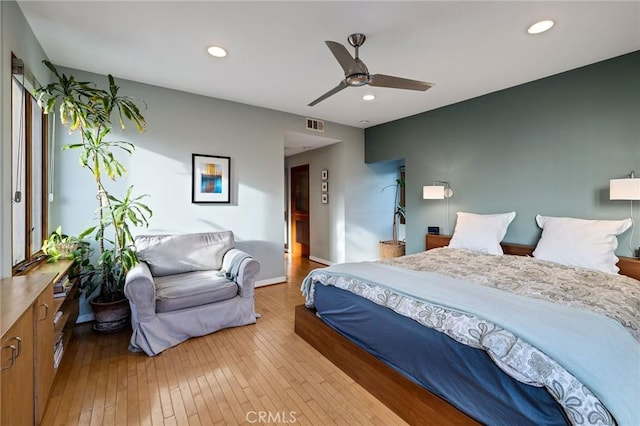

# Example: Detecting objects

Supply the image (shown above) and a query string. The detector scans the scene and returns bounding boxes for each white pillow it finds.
[532,215,632,274]
[448,211,516,255]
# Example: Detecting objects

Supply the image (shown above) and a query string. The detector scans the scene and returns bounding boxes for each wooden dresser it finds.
[1,260,78,425]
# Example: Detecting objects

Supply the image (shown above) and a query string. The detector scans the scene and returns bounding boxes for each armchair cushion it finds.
[135,231,234,276]
[155,270,237,313]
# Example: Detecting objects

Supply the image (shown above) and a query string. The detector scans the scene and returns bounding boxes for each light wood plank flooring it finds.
[42,256,407,425]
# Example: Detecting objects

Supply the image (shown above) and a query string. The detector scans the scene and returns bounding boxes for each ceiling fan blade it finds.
[308,81,349,107]
[325,41,356,75]
[369,74,433,91]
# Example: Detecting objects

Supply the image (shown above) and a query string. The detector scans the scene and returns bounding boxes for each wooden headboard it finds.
[426,234,640,282]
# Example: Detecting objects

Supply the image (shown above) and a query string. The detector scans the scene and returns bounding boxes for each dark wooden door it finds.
[290,165,310,258]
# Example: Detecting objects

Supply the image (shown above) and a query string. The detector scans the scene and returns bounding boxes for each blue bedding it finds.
[303,260,639,425]
[314,283,569,425]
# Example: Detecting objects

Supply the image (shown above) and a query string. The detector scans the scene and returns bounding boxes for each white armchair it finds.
[124,231,260,356]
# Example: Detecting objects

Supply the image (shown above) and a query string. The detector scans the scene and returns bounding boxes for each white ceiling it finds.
[18,1,640,153]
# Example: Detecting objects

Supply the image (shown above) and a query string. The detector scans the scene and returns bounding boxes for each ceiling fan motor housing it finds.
[348,33,366,48]
[346,56,370,85]
[346,73,369,86]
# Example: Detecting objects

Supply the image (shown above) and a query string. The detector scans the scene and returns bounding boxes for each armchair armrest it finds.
[124,262,157,321]
[222,248,260,297]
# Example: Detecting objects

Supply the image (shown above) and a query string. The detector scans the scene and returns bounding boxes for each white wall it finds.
[286,139,399,264]
[2,1,373,321]
[0,1,51,277]
[1,1,5,279]
[1,0,392,285]
[286,142,346,264]
[50,68,366,285]
[1,3,4,417]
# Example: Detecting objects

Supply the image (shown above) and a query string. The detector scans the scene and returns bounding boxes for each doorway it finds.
[290,164,310,258]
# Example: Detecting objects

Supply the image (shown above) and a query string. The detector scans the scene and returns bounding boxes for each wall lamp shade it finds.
[610,177,640,200]
[423,182,454,199]
[423,186,444,199]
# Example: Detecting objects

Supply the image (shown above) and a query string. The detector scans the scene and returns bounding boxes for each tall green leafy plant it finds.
[36,60,151,302]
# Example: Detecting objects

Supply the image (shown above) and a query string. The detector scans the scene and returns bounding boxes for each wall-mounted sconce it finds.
[610,171,640,200]
[423,181,454,199]
[423,181,454,235]
[610,170,640,258]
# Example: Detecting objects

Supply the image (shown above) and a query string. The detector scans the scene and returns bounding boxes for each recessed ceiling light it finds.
[362,94,376,101]
[359,120,370,125]
[207,45,227,58]
[527,20,555,35]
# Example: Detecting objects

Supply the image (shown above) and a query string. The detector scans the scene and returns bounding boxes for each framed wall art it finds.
[321,168,329,204]
[192,154,231,203]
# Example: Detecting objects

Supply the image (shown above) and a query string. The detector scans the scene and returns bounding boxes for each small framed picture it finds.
[321,169,328,180]
[321,193,329,204]
[192,154,231,204]
[321,181,328,192]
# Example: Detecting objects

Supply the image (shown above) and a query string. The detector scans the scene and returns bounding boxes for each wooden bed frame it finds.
[294,234,640,425]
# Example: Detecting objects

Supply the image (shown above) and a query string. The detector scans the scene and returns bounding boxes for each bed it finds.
[295,233,640,425]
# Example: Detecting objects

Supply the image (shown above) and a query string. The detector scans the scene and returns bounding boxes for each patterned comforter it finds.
[302,248,640,425]
[381,248,640,341]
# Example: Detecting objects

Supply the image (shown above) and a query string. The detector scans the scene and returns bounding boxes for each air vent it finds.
[306,117,324,132]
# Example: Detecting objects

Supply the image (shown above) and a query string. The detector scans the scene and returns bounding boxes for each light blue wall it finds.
[342,147,402,263]
[366,52,640,257]
[0,1,52,277]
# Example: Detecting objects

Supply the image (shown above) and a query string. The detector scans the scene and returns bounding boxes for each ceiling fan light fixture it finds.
[346,73,369,86]
[362,94,376,101]
[527,20,555,35]
[207,45,227,58]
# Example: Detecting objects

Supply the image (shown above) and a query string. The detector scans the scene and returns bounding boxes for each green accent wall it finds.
[365,51,640,257]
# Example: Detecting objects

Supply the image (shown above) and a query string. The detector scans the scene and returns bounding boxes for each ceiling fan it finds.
[308,33,433,107]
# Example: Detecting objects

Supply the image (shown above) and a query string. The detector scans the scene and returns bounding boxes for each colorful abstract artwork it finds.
[192,154,230,203]
[201,163,223,193]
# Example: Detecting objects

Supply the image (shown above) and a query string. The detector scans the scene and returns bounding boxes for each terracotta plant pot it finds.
[90,297,131,334]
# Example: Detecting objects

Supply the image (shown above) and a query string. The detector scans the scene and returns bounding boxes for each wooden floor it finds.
[41,256,407,426]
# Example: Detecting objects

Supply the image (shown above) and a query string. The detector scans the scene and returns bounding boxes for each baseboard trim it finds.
[309,256,333,266]
[256,276,287,287]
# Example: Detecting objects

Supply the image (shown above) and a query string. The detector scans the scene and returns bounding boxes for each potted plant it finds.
[379,175,406,258]
[42,226,80,262]
[42,226,95,291]
[36,60,152,333]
